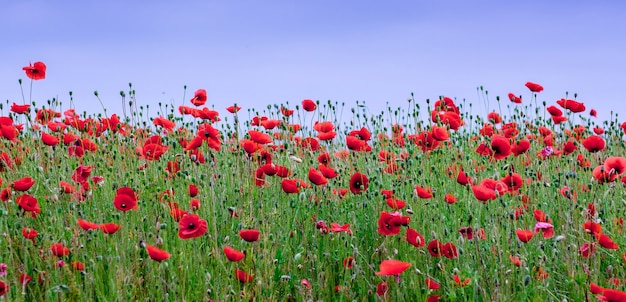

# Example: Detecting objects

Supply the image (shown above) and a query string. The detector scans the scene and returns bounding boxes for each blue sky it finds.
[1,1,625,126]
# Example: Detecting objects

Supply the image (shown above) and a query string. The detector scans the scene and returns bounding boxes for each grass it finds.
[0,78,625,301]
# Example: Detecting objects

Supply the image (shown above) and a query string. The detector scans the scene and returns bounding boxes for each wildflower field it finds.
[1,61,626,301]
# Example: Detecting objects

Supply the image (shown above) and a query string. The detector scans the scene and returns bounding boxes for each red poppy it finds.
[343,256,354,268]
[377,211,410,236]
[318,165,338,179]
[491,135,512,160]
[515,229,534,243]
[471,185,497,202]
[100,223,121,234]
[239,229,260,242]
[597,233,619,250]
[308,167,328,186]
[453,275,472,287]
[188,184,199,197]
[248,130,272,144]
[508,93,522,104]
[234,269,254,283]
[50,243,70,257]
[17,194,40,217]
[12,177,35,191]
[583,221,602,236]
[77,218,101,231]
[442,242,458,259]
[590,109,597,117]
[509,254,522,266]
[582,135,605,152]
[534,222,554,239]
[0,280,8,297]
[146,245,171,262]
[487,112,502,124]
[579,243,596,258]
[281,179,300,194]
[11,103,30,114]
[302,99,317,111]
[22,227,38,242]
[605,157,626,176]
[226,105,241,113]
[189,198,200,211]
[458,226,474,240]
[444,193,458,204]
[223,246,245,262]
[406,228,425,247]
[425,278,440,290]
[427,240,443,257]
[190,89,207,106]
[415,185,433,199]
[556,98,586,113]
[599,289,626,301]
[178,214,208,239]
[375,259,411,276]
[23,61,47,80]
[346,135,371,151]
[71,261,85,271]
[376,281,389,296]
[525,81,543,93]
[113,187,138,212]
[349,172,369,194]
[386,198,406,209]
[501,172,523,191]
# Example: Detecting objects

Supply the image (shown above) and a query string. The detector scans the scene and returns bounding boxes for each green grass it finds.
[0,88,625,301]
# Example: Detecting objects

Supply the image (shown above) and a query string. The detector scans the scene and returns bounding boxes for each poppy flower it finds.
[525,81,543,93]
[375,259,411,276]
[556,98,586,113]
[458,226,474,240]
[590,109,597,117]
[415,185,433,199]
[424,278,440,290]
[583,221,602,236]
[582,135,605,152]
[593,165,618,183]
[77,218,101,231]
[234,269,254,283]
[248,130,272,145]
[0,280,7,297]
[11,103,30,114]
[302,99,317,111]
[113,187,139,212]
[178,214,208,239]
[343,256,354,268]
[377,211,410,236]
[318,165,338,179]
[146,245,171,262]
[99,223,121,234]
[16,194,41,218]
[308,167,328,186]
[509,254,522,266]
[508,93,522,104]
[223,246,245,262]
[471,185,497,202]
[23,61,47,80]
[226,105,241,113]
[190,89,207,106]
[188,184,199,197]
[490,135,512,160]
[50,243,70,257]
[443,193,458,204]
[579,243,596,258]
[428,240,443,257]
[604,157,626,176]
[385,198,406,209]
[453,275,471,287]
[515,229,534,243]
[346,135,371,151]
[12,177,35,191]
[441,242,458,259]
[71,261,85,271]
[22,227,38,242]
[598,288,626,301]
[406,228,425,247]
[329,223,352,235]
[376,281,389,296]
[534,222,554,239]
[349,172,368,194]
[597,233,619,250]
[239,229,260,242]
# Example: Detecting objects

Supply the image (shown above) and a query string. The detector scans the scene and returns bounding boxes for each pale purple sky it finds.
[1,1,625,125]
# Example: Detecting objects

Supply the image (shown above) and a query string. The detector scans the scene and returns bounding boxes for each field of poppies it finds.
[1,62,626,301]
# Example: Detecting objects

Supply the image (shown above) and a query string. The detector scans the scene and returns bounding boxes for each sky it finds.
[1,0,625,127]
